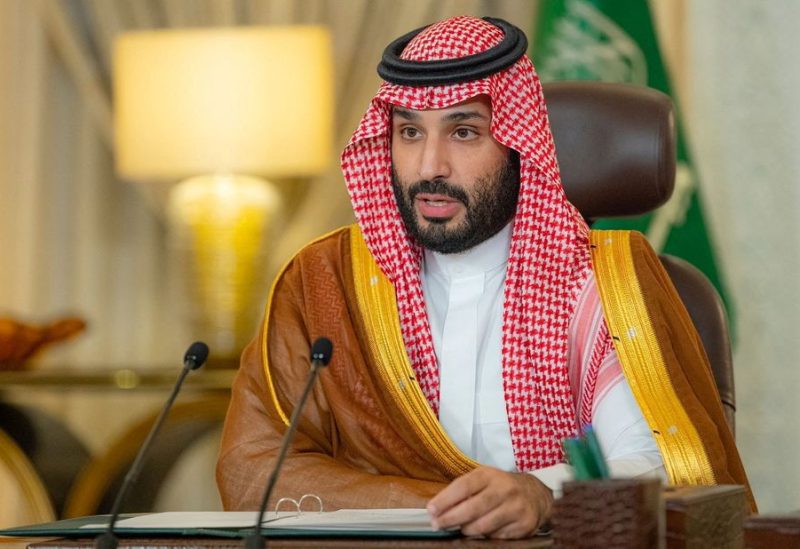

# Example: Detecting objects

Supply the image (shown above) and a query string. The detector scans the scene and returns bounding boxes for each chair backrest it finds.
[659,255,736,432]
[543,81,736,434]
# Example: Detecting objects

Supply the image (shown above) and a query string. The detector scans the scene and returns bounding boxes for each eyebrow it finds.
[442,110,488,122]
[392,108,419,121]
[392,107,489,123]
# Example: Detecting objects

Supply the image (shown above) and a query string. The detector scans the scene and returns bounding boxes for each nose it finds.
[418,136,451,181]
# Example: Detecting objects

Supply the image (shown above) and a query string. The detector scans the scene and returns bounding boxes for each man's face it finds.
[390,95,520,254]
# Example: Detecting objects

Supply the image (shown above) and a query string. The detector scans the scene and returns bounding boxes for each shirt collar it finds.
[423,222,513,279]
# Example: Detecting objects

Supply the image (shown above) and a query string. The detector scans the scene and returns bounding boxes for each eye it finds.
[399,127,421,139]
[453,127,477,140]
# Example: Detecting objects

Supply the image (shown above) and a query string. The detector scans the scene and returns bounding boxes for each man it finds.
[217,16,753,539]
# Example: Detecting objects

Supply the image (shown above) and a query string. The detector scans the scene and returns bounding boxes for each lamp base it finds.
[167,174,282,362]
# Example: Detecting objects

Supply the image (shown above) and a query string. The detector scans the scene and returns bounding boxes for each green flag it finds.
[531,0,731,316]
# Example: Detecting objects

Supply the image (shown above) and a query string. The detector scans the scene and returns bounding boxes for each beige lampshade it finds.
[113,26,333,181]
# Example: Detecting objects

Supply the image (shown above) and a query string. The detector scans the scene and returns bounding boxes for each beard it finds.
[391,151,520,254]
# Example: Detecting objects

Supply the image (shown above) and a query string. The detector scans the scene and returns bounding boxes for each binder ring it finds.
[274,497,300,517]
[298,493,323,514]
[273,493,324,517]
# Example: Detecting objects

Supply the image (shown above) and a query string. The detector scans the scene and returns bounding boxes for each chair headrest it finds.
[543,82,676,220]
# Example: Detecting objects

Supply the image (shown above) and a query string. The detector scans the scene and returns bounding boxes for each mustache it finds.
[407,179,469,206]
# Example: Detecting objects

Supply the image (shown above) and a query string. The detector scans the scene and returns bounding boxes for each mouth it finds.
[414,193,463,220]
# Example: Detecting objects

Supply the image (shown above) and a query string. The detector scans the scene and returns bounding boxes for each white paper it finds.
[262,508,435,531]
[80,509,437,532]
[81,512,264,529]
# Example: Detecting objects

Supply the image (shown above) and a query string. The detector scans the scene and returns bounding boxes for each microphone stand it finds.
[245,337,332,549]
[94,342,209,549]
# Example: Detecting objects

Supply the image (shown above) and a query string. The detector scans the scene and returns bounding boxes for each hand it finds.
[426,466,553,539]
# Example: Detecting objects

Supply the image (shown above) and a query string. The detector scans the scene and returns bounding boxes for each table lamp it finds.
[113,26,333,361]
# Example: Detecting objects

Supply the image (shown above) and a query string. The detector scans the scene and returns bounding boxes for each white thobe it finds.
[420,224,666,495]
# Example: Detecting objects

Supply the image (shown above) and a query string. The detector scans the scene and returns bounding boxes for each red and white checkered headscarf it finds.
[340,16,593,471]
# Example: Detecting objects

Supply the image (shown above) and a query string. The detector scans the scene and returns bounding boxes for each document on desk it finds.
[117,509,434,531]
[79,509,443,534]
[1,509,456,539]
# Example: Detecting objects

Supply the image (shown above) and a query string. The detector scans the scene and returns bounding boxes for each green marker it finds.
[563,437,593,480]
[583,424,610,479]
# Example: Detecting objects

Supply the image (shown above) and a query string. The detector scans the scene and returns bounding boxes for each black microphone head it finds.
[183,341,209,370]
[310,337,333,366]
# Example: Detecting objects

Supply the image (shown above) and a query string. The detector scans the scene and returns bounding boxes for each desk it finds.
[22,536,553,548]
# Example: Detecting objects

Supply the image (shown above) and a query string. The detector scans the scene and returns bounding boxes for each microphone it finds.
[245,337,333,549]
[94,341,210,549]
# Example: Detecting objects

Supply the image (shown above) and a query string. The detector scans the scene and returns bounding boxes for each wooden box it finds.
[744,514,800,548]
[663,485,746,548]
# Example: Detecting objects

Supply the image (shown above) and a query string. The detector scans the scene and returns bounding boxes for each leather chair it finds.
[543,81,736,434]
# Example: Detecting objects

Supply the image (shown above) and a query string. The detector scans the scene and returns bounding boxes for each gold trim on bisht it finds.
[260,226,350,427]
[590,230,716,485]
[349,224,477,477]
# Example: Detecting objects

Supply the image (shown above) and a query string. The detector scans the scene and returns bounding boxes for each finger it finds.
[458,503,516,538]
[484,517,540,540]
[432,481,505,530]
[466,495,542,540]
[427,469,488,517]
[462,477,545,539]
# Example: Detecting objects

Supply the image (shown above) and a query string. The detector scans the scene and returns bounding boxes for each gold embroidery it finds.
[591,230,716,485]
[349,225,476,477]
